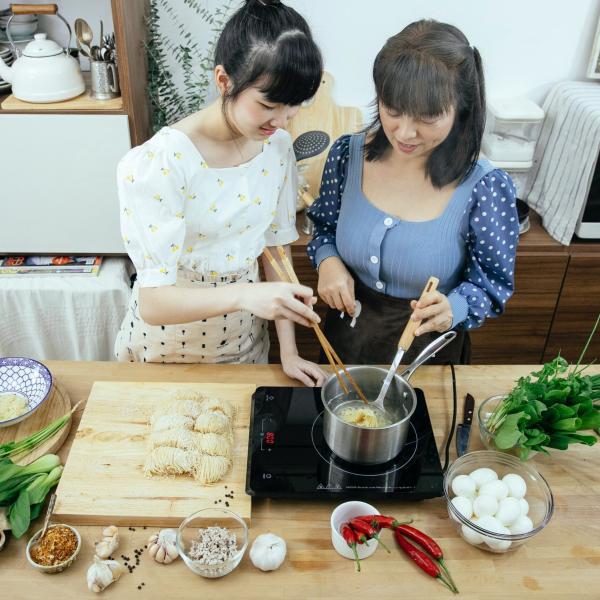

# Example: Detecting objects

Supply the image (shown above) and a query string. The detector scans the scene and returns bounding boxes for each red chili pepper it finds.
[395,524,457,591]
[356,515,412,530]
[340,524,361,572]
[394,529,457,594]
[349,518,391,553]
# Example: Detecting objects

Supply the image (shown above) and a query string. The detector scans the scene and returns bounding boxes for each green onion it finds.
[0,401,82,461]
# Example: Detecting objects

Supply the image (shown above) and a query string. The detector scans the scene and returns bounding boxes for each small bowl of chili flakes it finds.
[26,524,81,573]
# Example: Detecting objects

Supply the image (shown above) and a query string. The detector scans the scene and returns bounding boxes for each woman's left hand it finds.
[281,351,328,387]
[410,291,453,335]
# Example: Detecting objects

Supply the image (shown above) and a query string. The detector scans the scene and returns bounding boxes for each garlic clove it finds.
[87,556,123,593]
[102,525,119,538]
[156,545,166,563]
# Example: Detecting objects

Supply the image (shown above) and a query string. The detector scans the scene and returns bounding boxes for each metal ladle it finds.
[372,276,440,411]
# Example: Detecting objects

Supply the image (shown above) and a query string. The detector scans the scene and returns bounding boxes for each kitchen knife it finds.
[456,393,475,456]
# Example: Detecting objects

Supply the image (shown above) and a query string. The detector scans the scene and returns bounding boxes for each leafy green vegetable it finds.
[487,313,600,459]
[0,454,63,538]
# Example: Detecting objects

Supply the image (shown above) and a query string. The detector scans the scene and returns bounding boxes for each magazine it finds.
[0,256,103,276]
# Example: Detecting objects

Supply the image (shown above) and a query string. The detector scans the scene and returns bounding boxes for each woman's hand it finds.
[239,282,320,328]
[281,350,328,387]
[410,291,453,335]
[317,257,356,315]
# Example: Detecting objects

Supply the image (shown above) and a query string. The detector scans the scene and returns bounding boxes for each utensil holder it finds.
[90,60,119,100]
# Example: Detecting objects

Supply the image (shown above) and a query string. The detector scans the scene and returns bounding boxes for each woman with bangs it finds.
[115,0,327,386]
[308,20,519,365]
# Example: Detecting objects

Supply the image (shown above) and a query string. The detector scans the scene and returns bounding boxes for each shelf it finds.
[0,80,124,112]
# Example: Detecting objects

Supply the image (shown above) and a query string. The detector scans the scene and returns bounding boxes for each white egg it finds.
[468,467,498,489]
[510,515,534,535]
[477,516,512,551]
[495,497,521,526]
[502,473,527,499]
[461,523,483,545]
[486,531,512,551]
[451,496,473,519]
[477,515,504,534]
[451,474,476,498]
[479,479,509,502]
[519,498,529,516]
[473,494,498,518]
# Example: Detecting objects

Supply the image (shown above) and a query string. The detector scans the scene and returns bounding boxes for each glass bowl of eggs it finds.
[443,450,554,553]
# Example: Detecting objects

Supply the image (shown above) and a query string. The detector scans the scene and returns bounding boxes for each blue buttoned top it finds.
[307,133,519,330]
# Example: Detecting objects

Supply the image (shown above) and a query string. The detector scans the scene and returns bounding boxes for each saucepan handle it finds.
[398,330,457,381]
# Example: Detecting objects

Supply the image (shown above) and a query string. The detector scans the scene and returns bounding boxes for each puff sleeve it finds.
[447,169,519,329]
[117,140,188,287]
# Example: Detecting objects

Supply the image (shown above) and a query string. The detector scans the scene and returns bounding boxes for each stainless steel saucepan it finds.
[321,331,456,465]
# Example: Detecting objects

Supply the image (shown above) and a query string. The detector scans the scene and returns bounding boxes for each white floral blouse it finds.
[116,127,299,287]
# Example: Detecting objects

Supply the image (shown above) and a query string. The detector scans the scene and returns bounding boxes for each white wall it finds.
[17,0,600,110]
[287,0,600,109]
[151,0,600,112]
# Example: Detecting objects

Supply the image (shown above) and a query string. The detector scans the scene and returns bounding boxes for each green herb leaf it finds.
[494,411,529,449]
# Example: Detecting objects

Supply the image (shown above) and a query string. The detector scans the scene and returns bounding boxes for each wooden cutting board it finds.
[287,71,363,202]
[53,381,256,526]
[0,381,72,466]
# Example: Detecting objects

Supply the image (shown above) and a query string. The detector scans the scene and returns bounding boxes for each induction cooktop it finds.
[245,386,444,499]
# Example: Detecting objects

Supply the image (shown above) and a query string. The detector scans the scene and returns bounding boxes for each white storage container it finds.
[482,98,544,163]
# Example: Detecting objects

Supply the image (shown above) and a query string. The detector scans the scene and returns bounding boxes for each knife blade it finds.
[456,393,475,456]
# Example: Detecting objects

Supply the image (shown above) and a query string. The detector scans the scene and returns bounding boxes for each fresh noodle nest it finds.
[144,392,236,484]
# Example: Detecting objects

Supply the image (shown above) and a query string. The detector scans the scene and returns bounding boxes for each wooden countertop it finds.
[1,362,599,599]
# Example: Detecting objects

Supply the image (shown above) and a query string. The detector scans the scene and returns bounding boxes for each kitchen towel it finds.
[524,81,600,245]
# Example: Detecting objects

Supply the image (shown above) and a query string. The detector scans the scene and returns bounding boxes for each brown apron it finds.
[321,275,470,366]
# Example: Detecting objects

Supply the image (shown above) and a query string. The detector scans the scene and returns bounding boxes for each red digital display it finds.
[265,431,275,445]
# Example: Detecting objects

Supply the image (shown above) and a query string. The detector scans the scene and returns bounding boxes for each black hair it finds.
[214,0,322,107]
[364,19,486,188]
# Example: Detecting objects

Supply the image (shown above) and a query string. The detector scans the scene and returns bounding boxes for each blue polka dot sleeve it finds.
[306,136,351,268]
[447,170,519,330]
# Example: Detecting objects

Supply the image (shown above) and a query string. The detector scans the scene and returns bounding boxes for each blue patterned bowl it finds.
[0,357,53,428]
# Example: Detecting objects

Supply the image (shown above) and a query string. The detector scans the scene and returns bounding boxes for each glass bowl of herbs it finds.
[478,395,538,460]
[478,355,600,461]
[177,507,248,578]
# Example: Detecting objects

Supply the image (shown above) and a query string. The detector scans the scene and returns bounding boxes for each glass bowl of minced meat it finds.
[177,507,248,578]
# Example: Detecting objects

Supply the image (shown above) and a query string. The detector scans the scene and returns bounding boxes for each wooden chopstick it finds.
[267,246,369,404]
[263,247,350,394]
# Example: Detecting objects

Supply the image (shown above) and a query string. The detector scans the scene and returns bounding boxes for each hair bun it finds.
[246,0,282,6]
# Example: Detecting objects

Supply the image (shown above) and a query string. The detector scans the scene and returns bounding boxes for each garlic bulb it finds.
[249,533,286,572]
[95,525,119,559]
[87,556,125,593]
[147,528,179,564]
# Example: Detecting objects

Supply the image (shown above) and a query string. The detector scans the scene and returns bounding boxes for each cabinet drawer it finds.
[469,254,568,363]
[544,255,600,362]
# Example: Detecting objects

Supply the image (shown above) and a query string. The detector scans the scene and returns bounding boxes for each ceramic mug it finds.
[90,60,119,100]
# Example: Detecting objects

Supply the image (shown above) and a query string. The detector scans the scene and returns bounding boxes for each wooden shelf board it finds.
[1,88,123,111]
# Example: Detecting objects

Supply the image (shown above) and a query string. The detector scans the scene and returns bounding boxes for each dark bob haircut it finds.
[214,0,322,107]
[364,19,486,188]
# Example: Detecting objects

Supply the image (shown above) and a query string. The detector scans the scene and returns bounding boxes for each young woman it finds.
[115,0,326,386]
[307,20,518,365]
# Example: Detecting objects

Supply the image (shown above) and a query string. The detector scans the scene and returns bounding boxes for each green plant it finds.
[0,454,63,538]
[146,0,234,132]
[486,314,600,460]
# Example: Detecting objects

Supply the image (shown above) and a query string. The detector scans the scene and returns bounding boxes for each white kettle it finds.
[0,8,84,103]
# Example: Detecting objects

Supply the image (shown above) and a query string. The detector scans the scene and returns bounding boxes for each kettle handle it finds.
[10,3,57,14]
[6,4,72,56]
